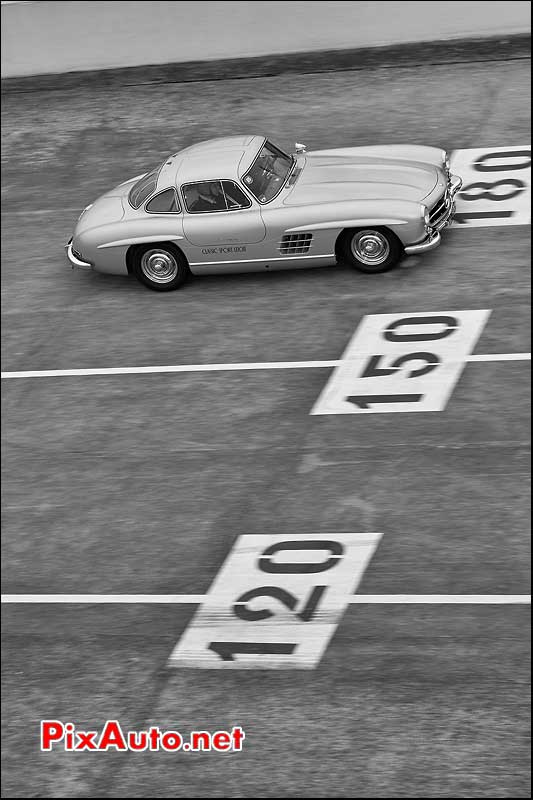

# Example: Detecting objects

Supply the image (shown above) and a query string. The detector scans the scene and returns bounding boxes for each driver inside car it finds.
[186,182,225,212]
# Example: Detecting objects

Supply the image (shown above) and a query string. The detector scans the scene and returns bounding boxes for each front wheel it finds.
[340,227,403,274]
[131,243,190,291]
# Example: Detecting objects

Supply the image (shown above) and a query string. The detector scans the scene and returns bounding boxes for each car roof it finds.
[156,135,265,189]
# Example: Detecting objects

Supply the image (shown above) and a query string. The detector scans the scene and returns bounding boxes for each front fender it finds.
[286,218,410,232]
[285,199,427,247]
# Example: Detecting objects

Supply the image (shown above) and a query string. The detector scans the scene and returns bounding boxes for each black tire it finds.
[339,227,403,274]
[130,242,190,291]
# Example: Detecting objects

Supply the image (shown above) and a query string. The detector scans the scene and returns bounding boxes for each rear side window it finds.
[128,168,160,209]
[146,188,180,213]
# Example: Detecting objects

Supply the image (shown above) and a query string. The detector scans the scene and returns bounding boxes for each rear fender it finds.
[98,234,185,249]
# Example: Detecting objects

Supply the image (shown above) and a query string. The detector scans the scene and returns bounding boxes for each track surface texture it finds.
[1,52,531,797]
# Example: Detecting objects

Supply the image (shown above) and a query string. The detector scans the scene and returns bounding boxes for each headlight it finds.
[421,205,430,227]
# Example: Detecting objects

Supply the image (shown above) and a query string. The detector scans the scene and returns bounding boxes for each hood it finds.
[284,151,439,206]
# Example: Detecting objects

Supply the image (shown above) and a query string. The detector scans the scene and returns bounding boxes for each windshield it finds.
[242,141,293,203]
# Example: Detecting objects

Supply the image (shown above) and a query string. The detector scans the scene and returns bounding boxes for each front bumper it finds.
[404,173,462,255]
[404,229,442,255]
[65,239,93,270]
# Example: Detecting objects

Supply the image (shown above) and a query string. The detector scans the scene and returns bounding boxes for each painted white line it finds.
[0,361,340,379]
[1,353,530,380]
[467,352,531,362]
[348,595,531,604]
[2,594,529,604]
[1,594,205,604]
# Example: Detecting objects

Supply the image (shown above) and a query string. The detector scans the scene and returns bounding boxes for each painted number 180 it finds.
[451,147,531,226]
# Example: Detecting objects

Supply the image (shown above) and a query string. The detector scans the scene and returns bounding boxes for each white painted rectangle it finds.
[168,532,382,669]
[450,146,531,227]
[311,309,490,415]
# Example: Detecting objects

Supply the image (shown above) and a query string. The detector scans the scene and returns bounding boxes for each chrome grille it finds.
[280,233,313,255]
[429,189,451,228]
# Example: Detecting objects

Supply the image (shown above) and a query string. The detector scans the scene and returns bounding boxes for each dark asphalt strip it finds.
[1,33,530,95]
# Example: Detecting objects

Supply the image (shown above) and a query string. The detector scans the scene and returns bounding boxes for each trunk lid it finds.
[75,191,126,233]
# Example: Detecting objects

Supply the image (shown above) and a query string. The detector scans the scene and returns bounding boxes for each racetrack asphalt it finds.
[1,54,531,797]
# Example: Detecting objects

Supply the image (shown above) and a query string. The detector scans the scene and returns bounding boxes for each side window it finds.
[221,180,252,210]
[182,181,227,213]
[128,168,160,209]
[146,188,180,214]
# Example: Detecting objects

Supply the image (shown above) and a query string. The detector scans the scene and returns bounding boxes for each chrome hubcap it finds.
[351,230,390,266]
[140,249,178,283]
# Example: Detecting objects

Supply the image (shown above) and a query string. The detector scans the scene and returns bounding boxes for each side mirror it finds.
[295,142,307,154]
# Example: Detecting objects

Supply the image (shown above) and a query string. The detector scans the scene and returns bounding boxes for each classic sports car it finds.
[66,135,462,291]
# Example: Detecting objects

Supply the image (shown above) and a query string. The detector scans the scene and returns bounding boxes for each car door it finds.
[181,180,267,272]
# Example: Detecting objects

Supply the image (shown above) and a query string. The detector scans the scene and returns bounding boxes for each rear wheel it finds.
[340,227,403,274]
[131,243,190,291]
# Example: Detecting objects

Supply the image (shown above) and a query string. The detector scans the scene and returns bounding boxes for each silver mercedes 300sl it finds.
[66,135,462,291]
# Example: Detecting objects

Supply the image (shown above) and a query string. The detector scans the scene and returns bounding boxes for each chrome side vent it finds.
[280,233,313,255]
